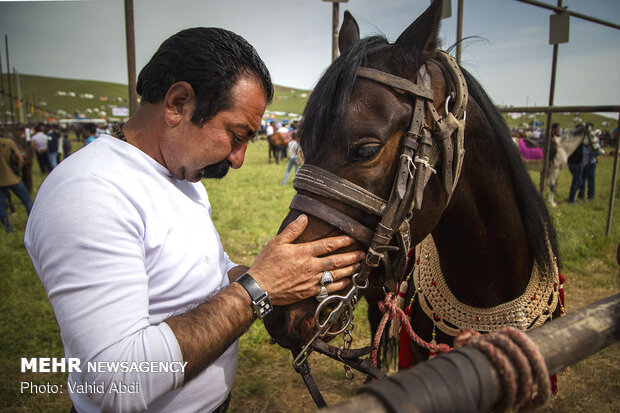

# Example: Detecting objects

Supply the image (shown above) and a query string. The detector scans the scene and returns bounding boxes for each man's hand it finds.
[247,214,365,306]
[167,214,365,382]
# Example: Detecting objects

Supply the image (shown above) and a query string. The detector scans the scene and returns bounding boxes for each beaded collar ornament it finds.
[413,234,560,336]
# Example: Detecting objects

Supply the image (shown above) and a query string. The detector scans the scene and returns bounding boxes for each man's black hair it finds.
[137,27,273,126]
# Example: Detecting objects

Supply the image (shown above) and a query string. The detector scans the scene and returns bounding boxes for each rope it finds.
[414,155,437,174]
[371,292,450,367]
[454,328,552,412]
[399,154,416,179]
[372,295,552,412]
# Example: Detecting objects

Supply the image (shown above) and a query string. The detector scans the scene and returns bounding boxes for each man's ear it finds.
[163,81,195,127]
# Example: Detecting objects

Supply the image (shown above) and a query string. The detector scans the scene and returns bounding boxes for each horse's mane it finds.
[460,67,561,270]
[299,36,390,159]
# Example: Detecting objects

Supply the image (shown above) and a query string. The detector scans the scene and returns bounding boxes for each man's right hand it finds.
[247,214,365,306]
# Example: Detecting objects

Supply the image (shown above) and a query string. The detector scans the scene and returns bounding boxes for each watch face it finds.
[253,294,272,319]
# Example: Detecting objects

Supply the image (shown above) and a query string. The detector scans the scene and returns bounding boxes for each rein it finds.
[288,51,468,406]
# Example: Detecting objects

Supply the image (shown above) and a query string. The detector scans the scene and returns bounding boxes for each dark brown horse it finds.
[268,132,286,164]
[264,0,561,381]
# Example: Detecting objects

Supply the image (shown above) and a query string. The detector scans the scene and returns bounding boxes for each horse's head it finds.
[264,0,460,350]
[583,123,601,152]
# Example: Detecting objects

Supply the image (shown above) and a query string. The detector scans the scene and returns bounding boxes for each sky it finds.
[0,0,618,109]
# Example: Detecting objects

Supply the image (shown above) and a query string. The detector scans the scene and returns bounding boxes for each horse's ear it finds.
[394,0,442,65]
[339,11,360,54]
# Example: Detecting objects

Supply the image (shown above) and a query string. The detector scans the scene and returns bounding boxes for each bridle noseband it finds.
[287,51,468,405]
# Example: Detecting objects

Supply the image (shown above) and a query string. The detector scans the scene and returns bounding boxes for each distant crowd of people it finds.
[0,121,118,232]
[2,116,612,234]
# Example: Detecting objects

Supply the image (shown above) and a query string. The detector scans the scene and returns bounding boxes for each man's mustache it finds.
[202,159,231,179]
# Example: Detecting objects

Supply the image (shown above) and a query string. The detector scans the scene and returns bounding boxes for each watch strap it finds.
[235,273,272,319]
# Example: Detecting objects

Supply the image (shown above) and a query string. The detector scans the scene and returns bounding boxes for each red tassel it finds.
[558,273,565,309]
[550,374,558,394]
[398,304,414,368]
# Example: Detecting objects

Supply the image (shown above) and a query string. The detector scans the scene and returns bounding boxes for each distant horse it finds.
[515,124,598,207]
[264,0,562,403]
[268,132,287,164]
[545,124,598,207]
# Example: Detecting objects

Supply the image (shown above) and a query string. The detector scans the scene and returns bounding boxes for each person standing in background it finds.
[82,123,97,146]
[567,142,584,204]
[579,130,603,201]
[31,124,50,174]
[0,136,33,232]
[62,133,72,159]
[281,133,302,185]
[46,124,61,170]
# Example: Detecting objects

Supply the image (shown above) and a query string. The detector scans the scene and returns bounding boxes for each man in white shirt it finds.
[30,124,50,173]
[25,27,363,413]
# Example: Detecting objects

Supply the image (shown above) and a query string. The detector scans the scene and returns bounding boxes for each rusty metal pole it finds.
[540,0,563,194]
[332,1,339,62]
[456,0,464,65]
[0,46,6,125]
[124,0,138,116]
[5,35,14,124]
[605,112,620,237]
[13,68,24,123]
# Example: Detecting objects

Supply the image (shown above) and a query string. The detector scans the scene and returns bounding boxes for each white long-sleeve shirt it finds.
[25,134,238,412]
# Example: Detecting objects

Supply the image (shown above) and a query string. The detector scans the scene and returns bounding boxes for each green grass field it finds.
[0,137,618,412]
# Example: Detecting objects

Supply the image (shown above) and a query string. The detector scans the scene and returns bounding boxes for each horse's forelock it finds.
[299,36,390,161]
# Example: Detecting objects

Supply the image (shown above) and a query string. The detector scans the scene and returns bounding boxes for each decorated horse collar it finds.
[413,234,560,337]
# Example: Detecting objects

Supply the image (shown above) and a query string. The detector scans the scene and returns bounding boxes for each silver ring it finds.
[315,286,328,301]
[320,271,334,286]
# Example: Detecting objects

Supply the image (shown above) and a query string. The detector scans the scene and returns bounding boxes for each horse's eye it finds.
[352,144,381,161]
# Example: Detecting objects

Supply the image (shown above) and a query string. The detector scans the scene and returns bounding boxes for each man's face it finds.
[163,76,267,182]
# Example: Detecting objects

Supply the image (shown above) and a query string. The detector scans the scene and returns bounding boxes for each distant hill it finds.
[1,73,614,132]
[0,73,311,122]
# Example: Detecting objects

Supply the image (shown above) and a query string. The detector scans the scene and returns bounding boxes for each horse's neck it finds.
[427,137,533,307]
[560,130,585,155]
[431,209,532,307]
